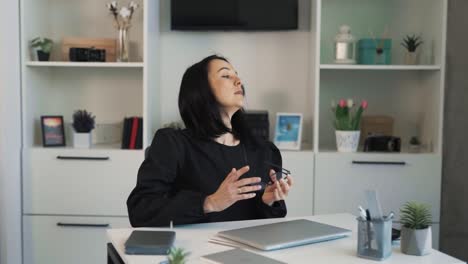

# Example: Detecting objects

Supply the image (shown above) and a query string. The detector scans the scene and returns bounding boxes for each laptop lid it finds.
[217,219,351,251]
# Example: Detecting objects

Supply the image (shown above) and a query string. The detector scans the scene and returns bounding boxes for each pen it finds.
[365,209,371,221]
[358,206,367,220]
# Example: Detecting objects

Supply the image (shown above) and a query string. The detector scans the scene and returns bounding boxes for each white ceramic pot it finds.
[401,226,432,256]
[335,130,360,152]
[404,51,418,65]
[73,132,92,148]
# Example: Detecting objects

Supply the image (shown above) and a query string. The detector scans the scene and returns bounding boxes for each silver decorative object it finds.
[334,25,356,64]
[117,27,130,62]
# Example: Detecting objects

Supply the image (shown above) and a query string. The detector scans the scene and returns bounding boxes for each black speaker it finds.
[244,110,269,141]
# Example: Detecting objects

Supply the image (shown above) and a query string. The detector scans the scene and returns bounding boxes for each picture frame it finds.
[41,115,66,147]
[274,113,303,150]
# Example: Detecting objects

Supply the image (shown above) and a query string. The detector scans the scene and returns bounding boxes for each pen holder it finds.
[357,217,393,261]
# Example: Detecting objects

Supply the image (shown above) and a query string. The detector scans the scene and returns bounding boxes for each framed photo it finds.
[274,113,303,150]
[41,116,66,147]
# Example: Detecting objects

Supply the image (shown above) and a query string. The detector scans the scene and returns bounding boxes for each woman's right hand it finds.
[203,166,262,213]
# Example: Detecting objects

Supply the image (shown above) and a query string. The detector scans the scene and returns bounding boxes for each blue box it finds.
[358,39,392,65]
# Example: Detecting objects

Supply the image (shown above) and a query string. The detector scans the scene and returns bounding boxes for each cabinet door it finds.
[23,148,144,216]
[315,153,442,248]
[282,151,314,217]
[23,215,130,264]
[315,153,441,220]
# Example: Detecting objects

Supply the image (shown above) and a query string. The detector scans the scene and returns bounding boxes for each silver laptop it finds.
[217,219,351,251]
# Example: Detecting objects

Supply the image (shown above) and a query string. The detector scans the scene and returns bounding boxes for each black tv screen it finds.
[171,0,298,31]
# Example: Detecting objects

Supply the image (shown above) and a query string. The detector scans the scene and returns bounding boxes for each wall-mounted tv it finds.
[171,0,298,31]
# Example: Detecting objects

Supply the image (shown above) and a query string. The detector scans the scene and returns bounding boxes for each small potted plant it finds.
[72,110,96,148]
[400,201,432,256]
[31,37,53,61]
[165,247,190,264]
[409,136,422,153]
[332,99,368,152]
[401,34,423,65]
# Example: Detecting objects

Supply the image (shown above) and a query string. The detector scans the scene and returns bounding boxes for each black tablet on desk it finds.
[124,230,175,255]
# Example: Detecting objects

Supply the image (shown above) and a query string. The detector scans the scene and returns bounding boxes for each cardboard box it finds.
[62,37,116,62]
[360,115,394,145]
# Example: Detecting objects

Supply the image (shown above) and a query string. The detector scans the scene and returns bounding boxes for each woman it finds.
[127,55,293,227]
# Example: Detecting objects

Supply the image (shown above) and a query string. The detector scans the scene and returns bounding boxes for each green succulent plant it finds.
[401,35,423,52]
[31,37,53,54]
[400,201,432,230]
[409,136,421,145]
[167,247,190,264]
[72,110,96,133]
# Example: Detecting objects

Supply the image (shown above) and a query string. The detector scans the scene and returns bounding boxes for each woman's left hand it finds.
[262,169,293,206]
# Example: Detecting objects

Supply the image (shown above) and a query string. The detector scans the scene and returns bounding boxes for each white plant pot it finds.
[335,130,360,152]
[73,132,92,148]
[404,51,418,65]
[401,226,432,256]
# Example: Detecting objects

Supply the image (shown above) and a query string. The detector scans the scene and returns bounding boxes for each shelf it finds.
[26,61,144,68]
[320,65,441,71]
[30,143,143,152]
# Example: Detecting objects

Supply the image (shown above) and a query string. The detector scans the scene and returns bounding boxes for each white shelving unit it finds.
[20,0,159,263]
[312,0,447,249]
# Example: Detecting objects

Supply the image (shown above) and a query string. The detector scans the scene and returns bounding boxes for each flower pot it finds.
[73,132,92,148]
[401,226,432,256]
[335,130,360,152]
[404,51,418,65]
[409,144,422,153]
[37,50,50,61]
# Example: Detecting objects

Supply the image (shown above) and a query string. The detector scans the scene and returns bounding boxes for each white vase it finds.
[335,130,360,152]
[73,132,92,148]
[401,226,432,256]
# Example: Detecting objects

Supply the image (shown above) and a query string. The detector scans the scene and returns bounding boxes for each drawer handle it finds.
[352,161,407,166]
[57,222,110,228]
[56,156,110,161]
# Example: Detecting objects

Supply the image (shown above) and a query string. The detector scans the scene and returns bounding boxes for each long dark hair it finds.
[178,55,253,144]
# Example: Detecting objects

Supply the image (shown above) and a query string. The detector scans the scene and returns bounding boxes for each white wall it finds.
[0,0,23,263]
[157,0,315,147]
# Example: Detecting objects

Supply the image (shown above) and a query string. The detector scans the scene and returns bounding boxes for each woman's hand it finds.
[262,169,294,206]
[203,166,262,213]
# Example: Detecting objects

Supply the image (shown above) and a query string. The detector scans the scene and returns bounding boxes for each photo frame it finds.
[41,116,66,147]
[274,113,303,150]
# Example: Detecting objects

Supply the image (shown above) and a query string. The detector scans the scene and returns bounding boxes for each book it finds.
[129,117,139,149]
[200,248,286,264]
[121,118,131,149]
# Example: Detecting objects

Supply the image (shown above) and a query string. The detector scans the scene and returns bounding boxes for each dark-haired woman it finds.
[127,55,293,227]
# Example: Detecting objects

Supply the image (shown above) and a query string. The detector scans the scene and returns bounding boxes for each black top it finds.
[127,128,287,227]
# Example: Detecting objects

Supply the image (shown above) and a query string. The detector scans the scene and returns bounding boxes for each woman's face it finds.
[208,59,244,113]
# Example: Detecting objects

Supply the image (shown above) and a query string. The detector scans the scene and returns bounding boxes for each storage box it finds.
[61,37,116,62]
[358,39,392,65]
[360,115,394,145]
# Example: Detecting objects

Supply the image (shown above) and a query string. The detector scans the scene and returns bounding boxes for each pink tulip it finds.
[361,100,368,109]
[339,99,346,108]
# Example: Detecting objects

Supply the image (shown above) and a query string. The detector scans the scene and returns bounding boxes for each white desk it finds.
[107,214,464,264]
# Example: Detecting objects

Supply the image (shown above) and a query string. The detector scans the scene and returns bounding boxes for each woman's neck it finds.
[214,132,239,146]
[214,109,240,146]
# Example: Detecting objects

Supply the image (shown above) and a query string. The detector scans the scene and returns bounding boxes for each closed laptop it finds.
[217,219,351,251]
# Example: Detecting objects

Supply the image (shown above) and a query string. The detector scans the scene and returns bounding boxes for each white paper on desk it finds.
[201,248,286,264]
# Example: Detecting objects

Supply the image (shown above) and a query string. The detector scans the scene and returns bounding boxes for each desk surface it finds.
[107,214,464,264]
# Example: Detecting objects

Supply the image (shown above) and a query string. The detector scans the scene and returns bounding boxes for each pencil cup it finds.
[357,217,393,261]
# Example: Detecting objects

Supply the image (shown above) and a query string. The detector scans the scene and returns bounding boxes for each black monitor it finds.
[171,0,298,31]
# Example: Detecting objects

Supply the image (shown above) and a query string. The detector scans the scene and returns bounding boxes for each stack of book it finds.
[121,117,143,149]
